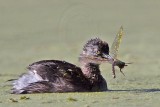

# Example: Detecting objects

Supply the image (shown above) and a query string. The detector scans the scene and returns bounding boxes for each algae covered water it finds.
[0,0,160,107]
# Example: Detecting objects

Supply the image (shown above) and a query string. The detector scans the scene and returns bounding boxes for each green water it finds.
[0,0,160,107]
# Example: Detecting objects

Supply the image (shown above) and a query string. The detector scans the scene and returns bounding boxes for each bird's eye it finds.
[102,45,109,55]
[96,51,100,55]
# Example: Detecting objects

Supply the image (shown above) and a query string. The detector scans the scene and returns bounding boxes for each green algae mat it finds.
[0,0,160,107]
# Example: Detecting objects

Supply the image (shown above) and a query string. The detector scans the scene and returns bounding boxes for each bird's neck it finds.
[79,56,101,83]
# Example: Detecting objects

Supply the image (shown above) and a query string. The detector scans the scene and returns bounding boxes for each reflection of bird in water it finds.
[11,38,114,94]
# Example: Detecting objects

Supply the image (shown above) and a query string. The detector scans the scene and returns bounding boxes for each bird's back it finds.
[12,60,91,94]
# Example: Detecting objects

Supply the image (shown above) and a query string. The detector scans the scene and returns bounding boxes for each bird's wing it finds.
[27,60,86,82]
[20,81,53,94]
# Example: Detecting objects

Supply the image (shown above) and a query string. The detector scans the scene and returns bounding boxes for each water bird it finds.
[11,38,114,94]
[11,27,130,94]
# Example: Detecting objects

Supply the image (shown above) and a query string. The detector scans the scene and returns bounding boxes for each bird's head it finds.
[80,38,114,64]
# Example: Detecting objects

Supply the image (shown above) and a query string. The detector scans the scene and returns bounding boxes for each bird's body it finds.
[12,60,91,94]
[11,38,111,94]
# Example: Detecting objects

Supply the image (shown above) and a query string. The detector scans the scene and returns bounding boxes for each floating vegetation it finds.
[67,97,77,102]
[92,100,98,103]
[9,96,30,103]
[112,97,119,99]
[20,96,30,100]
[9,98,18,103]
[84,104,90,107]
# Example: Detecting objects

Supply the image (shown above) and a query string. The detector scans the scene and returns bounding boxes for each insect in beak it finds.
[112,60,132,78]
[109,26,132,78]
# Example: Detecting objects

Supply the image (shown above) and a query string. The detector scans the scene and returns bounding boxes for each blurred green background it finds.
[0,0,160,107]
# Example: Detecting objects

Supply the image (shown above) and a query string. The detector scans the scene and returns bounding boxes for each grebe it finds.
[11,38,114,94]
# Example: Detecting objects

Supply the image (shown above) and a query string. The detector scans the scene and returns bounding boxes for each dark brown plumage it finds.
[11,38,114,94]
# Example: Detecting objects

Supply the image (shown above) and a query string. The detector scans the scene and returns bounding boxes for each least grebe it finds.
[11,38,114,94]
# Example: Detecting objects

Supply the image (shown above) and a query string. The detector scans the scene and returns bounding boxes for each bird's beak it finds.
[102,54,114,64]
